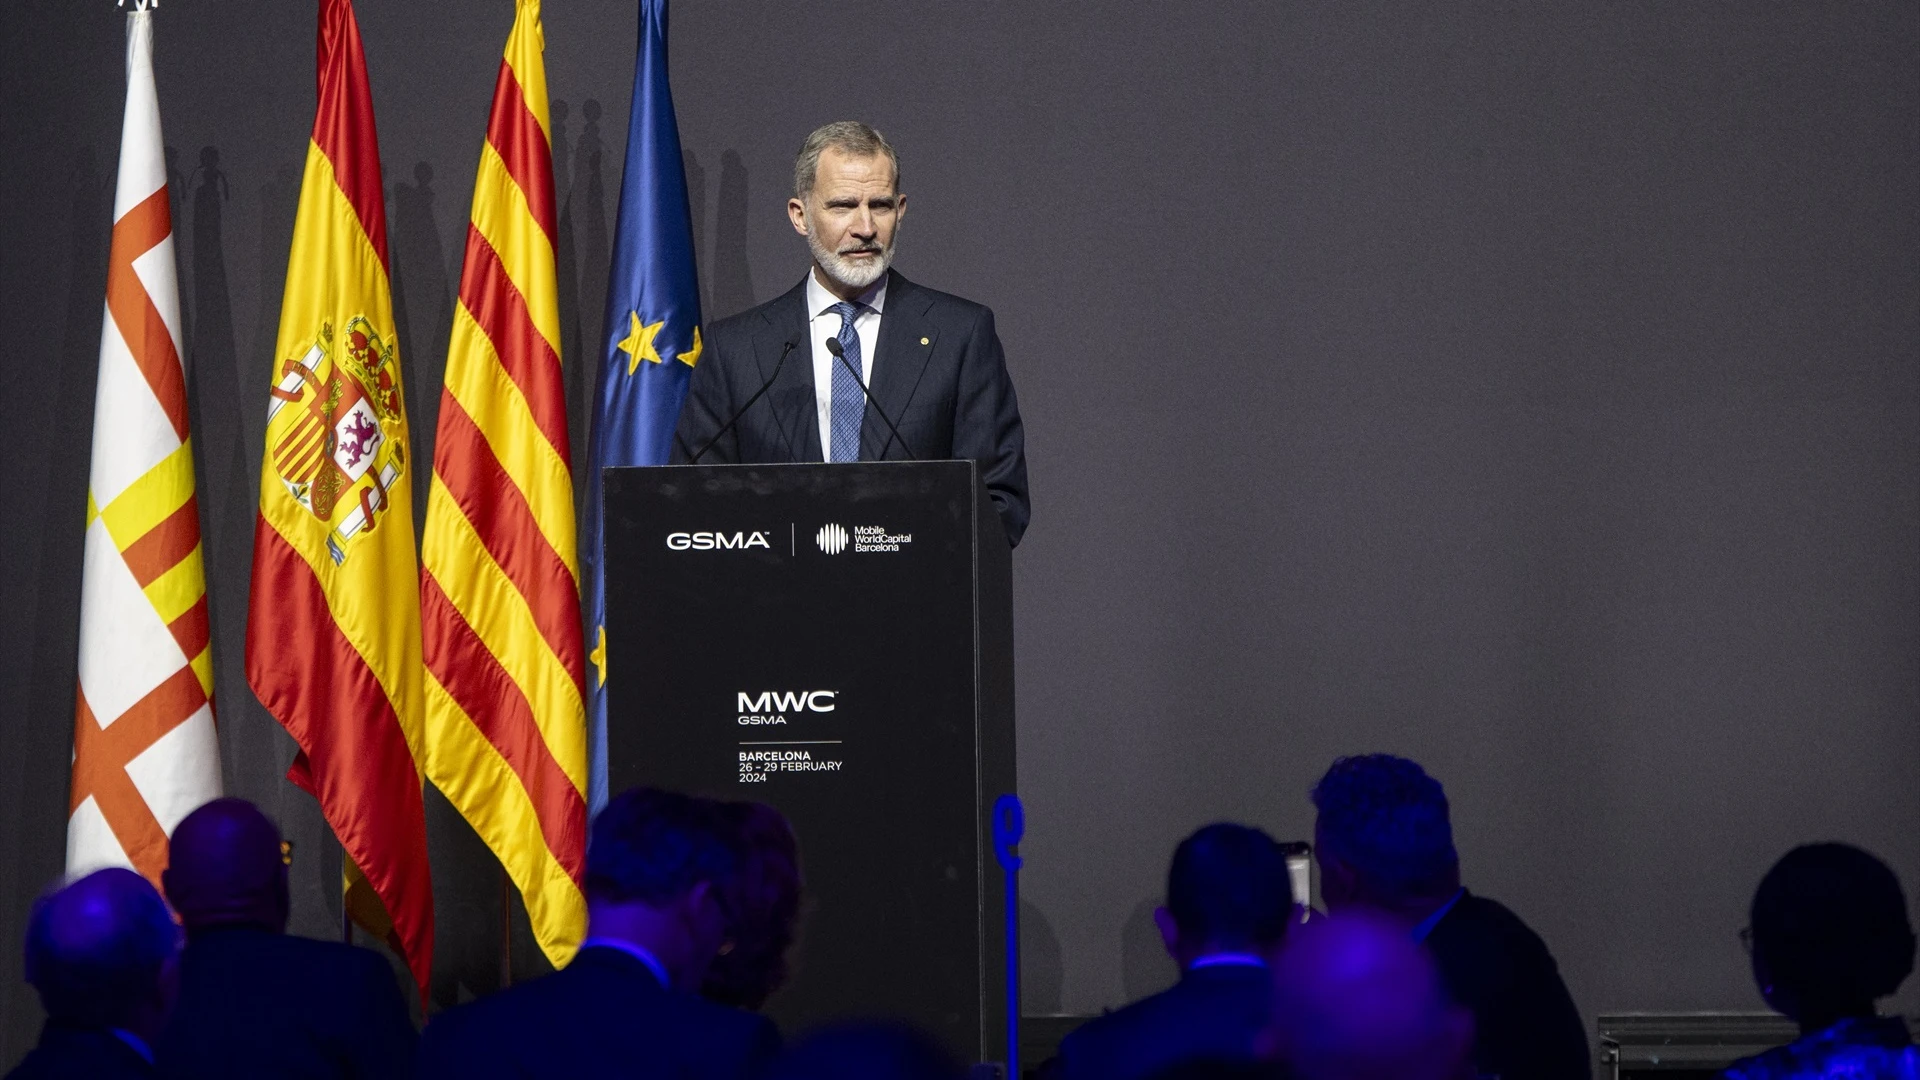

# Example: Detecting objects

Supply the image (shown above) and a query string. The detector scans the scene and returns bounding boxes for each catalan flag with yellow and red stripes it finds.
[69,4,222,888]
[420,0,588,967]
[246,0,433,996]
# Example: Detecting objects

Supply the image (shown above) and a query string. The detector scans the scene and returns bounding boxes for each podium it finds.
[602,460,1015,1061]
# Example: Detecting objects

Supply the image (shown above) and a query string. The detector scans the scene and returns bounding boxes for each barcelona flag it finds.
[70,3,222,887]
[581,0,703,812]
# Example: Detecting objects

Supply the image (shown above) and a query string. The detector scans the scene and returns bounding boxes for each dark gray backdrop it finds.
[3,0,1915,1062]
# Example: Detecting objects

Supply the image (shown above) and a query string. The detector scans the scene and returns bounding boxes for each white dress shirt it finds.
[577,935,671,988]
[1186,952,1268,972]
[111,1028,155,1064]
[805,271,888,459]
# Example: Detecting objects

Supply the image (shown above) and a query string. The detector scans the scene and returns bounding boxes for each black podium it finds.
[602,460,1015,1061]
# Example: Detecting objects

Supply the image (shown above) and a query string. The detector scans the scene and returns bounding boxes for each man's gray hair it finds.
[793,121,900,200]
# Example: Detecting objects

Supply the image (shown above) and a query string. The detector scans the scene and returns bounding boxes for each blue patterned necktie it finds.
[827,301,865,462]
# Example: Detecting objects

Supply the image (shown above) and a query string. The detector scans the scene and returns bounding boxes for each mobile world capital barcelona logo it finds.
[815,524,850,555]
[816,523,911,554]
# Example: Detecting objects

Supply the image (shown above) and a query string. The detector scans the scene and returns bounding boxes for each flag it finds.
[68,4,222,887]
[246,0,432,996]
[421,0,588,967]
[582,0,704,812]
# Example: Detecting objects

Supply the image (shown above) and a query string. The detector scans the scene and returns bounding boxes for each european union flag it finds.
[582,0,702,814]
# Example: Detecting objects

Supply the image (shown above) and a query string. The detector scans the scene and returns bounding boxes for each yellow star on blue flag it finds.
[618,311,664,374]
[583,0,705,816]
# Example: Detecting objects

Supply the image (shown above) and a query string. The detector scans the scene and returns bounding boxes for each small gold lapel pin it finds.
[920,337,930,345]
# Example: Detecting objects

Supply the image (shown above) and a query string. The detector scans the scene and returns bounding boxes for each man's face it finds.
[789,146,905,293]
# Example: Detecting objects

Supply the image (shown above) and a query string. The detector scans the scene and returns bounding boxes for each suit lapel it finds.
[756,277,819,462]
[864,270,937,461]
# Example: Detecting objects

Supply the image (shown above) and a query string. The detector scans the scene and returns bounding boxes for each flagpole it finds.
[342,851,352,944]
[499,865,513,988]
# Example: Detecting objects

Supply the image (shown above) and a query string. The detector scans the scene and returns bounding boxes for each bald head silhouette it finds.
[1265,913,1473,1080]
[163,798,289,934]
[24,867,180,1035]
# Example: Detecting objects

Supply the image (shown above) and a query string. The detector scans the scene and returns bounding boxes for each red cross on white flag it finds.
[69,4,222,885]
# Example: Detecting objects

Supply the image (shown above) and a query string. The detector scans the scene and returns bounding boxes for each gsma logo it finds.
[816,523,849,555]
[666,531,772,551]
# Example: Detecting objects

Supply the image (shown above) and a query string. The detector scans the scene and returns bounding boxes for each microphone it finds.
[825,336,917,461]
[688,340,798,464]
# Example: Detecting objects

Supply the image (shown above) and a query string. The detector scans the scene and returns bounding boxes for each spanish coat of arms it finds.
[264,317,407,565]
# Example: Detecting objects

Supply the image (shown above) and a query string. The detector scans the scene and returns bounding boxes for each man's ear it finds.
[788,197,809,236]
[1152,905,1182,960]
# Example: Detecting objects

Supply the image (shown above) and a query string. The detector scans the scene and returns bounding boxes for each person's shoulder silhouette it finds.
[1058,824,1295,1080]
[152,799,415,1080]
[1726,843,1917,1080]
[416,789,779,1080]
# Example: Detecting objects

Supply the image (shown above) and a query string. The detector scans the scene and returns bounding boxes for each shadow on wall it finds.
[252,161,301,383]
[552,99,591,522]
[575,97,610,361]
[709,149,756,319]
[568,99,610,527]
[1121,897,1177,1002]
[685,149,707,314]
[389,160,452,526]
[555,98,606,530]
[187,147,239,546]
[182,143,260,805]
[165,145,190,344]
[1022,897,1065,1014]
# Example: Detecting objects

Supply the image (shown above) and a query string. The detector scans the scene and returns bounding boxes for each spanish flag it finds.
[421,0,588,967]
[246,0,432,996]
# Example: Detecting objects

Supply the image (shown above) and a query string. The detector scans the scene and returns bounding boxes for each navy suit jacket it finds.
[415,946,780,1080]
[671,270,1030,546]
[1057,963,1273,1080]
[1424,891,1590,1080]
[6,1022,155,1080]
[153,926,415,1080]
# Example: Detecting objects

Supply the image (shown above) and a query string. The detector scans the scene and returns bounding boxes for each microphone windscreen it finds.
[824,337,844,358]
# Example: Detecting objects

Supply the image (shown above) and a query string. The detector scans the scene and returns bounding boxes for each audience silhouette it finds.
[151,798,415,1079]
[13,770,1919,1080]
[1312,754,1590,1080]
[1724,842,1918,1079]
[8,868,179,1079]
[1058,823,1296,1080]
[415,787,781,1079]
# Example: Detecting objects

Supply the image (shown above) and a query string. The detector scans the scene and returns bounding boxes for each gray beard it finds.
[807,223,895,292]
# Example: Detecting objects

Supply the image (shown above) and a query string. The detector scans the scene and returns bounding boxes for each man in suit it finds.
[1056,824,1296,1080]
[8,868,179,1079]
[151,798,415,1079]
[417,788,780,1079]
[671,121,1030,547]
[1310,755,1590,1080]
